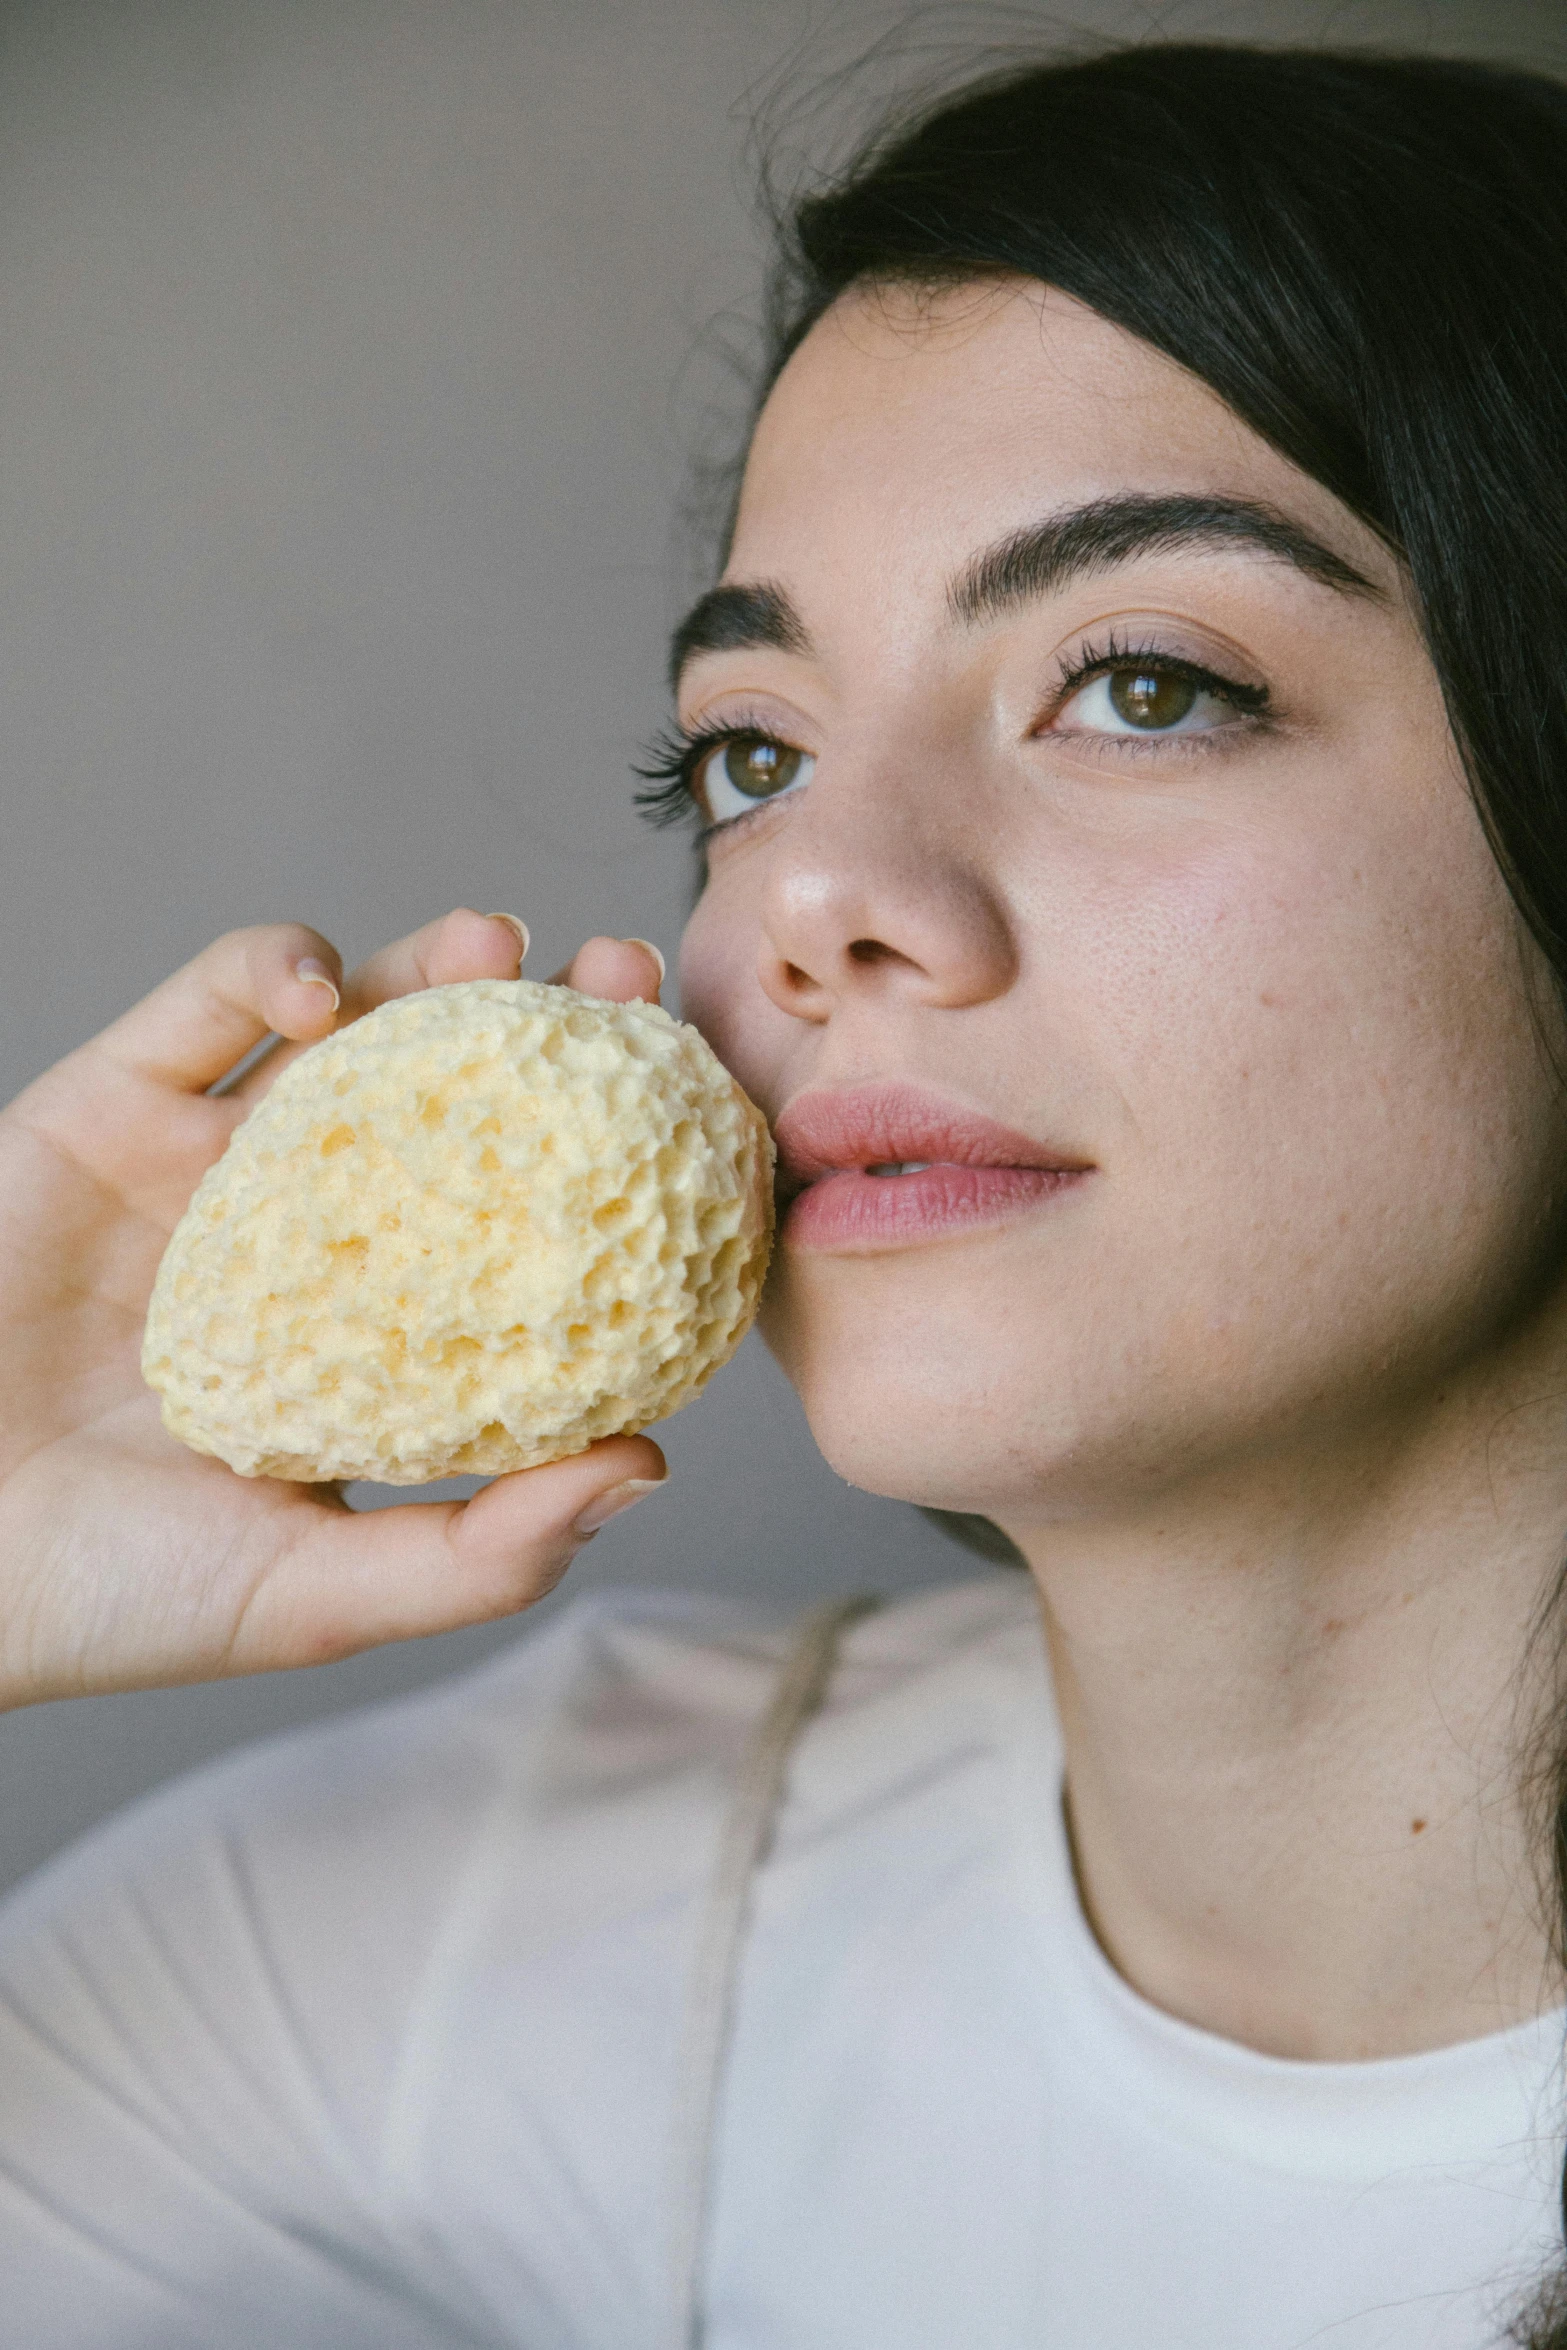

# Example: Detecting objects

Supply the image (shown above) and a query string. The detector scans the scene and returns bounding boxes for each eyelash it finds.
[632,716,778,839]
[631,722,727,832]
[1045,631,1269,732]
[630,639,1269,834]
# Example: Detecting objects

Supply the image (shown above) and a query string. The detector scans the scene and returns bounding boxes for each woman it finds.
[2,38,1566,2349]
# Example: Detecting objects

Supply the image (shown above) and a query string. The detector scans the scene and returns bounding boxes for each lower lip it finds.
[782,1163,1088,1251]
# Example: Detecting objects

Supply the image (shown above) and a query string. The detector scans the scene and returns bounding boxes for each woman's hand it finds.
[0,911,668,1711]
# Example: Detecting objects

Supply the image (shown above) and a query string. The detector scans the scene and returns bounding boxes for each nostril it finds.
[847,937,914,969]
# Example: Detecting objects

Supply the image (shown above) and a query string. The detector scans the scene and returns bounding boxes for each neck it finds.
[999,1369,1567,2062]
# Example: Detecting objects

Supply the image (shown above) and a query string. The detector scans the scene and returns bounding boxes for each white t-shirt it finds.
[0,1571,1561,2349]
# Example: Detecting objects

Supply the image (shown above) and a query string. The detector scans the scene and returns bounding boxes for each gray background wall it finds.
[0,0,1558,1895]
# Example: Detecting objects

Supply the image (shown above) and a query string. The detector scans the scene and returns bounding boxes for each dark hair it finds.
[747,40,1567,2342]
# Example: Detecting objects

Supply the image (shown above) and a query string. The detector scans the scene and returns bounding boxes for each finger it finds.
[228,1436,668,1669]
[338,908,527,1024]
[228,908,530,1108]
[89,925,345,1094]
[551,936,665,1005]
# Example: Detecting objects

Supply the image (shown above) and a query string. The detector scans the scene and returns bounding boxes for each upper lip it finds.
[772,1083,1092,1202]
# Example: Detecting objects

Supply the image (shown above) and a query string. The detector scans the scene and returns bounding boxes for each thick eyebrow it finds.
[949,492,1383,624]
[668,580,809,695]
[668,492,1383,694]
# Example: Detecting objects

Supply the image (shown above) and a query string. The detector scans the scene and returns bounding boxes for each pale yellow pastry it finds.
[142,980,774,1482]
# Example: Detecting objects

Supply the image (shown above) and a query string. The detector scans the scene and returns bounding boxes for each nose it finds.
[756,755,1018,1025]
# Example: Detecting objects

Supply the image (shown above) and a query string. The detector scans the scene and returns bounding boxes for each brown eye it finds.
[717,735,805,798]
[696,732,816,824]
[1107,667,1199,729]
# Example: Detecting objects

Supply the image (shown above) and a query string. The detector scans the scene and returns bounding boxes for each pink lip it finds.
[773,1083,1093,1253]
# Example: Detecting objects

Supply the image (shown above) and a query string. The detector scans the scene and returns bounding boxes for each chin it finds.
[756,1250,1111,1515]
[755,1234,1432,1523]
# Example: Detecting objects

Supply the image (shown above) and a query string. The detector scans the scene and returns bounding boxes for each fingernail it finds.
[619,937,666,988]
[487,913,531,964]
[571,1476,666,1538]
[295,957,341,1012]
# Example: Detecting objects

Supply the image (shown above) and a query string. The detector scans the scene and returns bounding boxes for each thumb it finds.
[228,1437,669,1671]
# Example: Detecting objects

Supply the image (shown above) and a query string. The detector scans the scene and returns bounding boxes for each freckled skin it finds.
[679,284,1567,1520]
[674,282,1567,2059]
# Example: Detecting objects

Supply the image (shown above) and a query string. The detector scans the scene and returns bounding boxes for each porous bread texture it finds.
[142,979,774,1482]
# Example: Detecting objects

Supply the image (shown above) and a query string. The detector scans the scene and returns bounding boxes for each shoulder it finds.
[0,1570,1042,1952]
[0,1571,1048,2077]
[0,1570,1044,2337]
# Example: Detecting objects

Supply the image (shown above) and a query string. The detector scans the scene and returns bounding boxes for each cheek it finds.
[1059,803,1565,1403]
[677,874,777,1088]
[679,751,1567,1512]
[776,813,1567,1511]
[1096,847,1359,1182]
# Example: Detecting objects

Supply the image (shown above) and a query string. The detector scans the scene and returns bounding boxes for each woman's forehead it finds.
[723,278,1398,631]
[741,281,1240,509]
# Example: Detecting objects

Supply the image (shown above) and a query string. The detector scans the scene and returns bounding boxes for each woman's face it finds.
[675,280,1567,1525]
